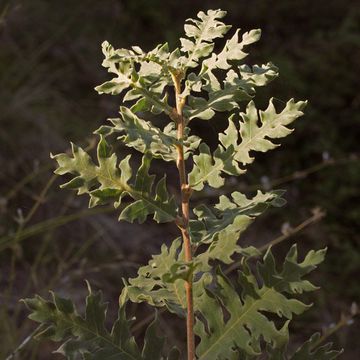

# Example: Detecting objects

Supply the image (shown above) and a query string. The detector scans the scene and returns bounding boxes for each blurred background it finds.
[0,0,359,358]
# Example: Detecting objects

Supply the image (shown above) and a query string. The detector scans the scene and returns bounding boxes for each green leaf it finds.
[119,153,177,223]
[189,143,241,190]
[51,137,177,224]
[184,69,252,120]
[195,246,325,359]
[290,333,343,359]
[189,98,307,190]
[126,238,187,316]
[95,107,200,162]
[258,245,326,295]
[182,26,277,121]
[23,285,170,360]
[234,98,307,165]
[238,62,279,89]
[95,41,173,116]
[95,78,131,96]
[141,312,165,360]
[203,29,262,71]
[191,190,284,270]
[192,191,283,242]
[181,9,231,69]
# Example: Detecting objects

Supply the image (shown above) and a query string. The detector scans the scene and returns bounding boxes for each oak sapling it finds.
[24,9,342,360]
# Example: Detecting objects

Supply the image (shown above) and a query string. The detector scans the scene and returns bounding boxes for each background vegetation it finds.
[0,0,359,358]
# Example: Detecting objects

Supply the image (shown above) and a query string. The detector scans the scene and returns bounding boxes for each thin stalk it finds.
[171,71,195,360]
[224,208,326,275]
[310,308,357,351]
[5,324,45,360]
[0,206,114,251]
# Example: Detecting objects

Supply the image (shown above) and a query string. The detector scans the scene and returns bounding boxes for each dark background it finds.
[0,0,359,358]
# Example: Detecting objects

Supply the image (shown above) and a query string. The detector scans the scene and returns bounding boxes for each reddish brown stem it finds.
[171,72,195,360]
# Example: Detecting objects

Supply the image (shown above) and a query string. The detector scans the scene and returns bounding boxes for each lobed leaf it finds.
[51,137,177,224]
[22,285,176,360]
[125,238,188,316]
[95,41,173,115]
[96,107,200,162]
[183,69,252,120]
[182,27,278,121]
[180,9,231,69]
[191,190,285,270]
[234,98,307,165]
[195,246,326,359]
[289,333,343,359]
[189,98,307,190]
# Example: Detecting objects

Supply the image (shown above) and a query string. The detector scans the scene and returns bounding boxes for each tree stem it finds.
[172,72,195,360]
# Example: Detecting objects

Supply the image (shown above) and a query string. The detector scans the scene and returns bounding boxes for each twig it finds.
[132,310,165,334]
[224,208,326,275]
[5,138,96,201]
[5,165,50,201]
[311,303,359,349]
[247,156,358,192]
[193,155,359,202]
[0,206,114,251]
[5,325,44,360]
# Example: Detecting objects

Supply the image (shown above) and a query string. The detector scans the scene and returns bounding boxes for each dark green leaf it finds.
[195,246,326,359]
[23,285,178,360]
[290,333,343,359]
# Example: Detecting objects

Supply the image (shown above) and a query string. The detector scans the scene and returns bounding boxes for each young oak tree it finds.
[23,9,342,360]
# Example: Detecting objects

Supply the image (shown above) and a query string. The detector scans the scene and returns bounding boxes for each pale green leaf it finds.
[191,190,284,271]
[126,238,187,316]
[182,26,276,122]
[51,137,177,224]
[189,99,307,190]
[203,28,261,71]
[235,98,307,165]
[191,190,284,245]
[238,62,279,89]
[188,143,230,190]
[95,107,200,162]
[181,9,231,68]
[95,41,173,115]
[184,69,252,120]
